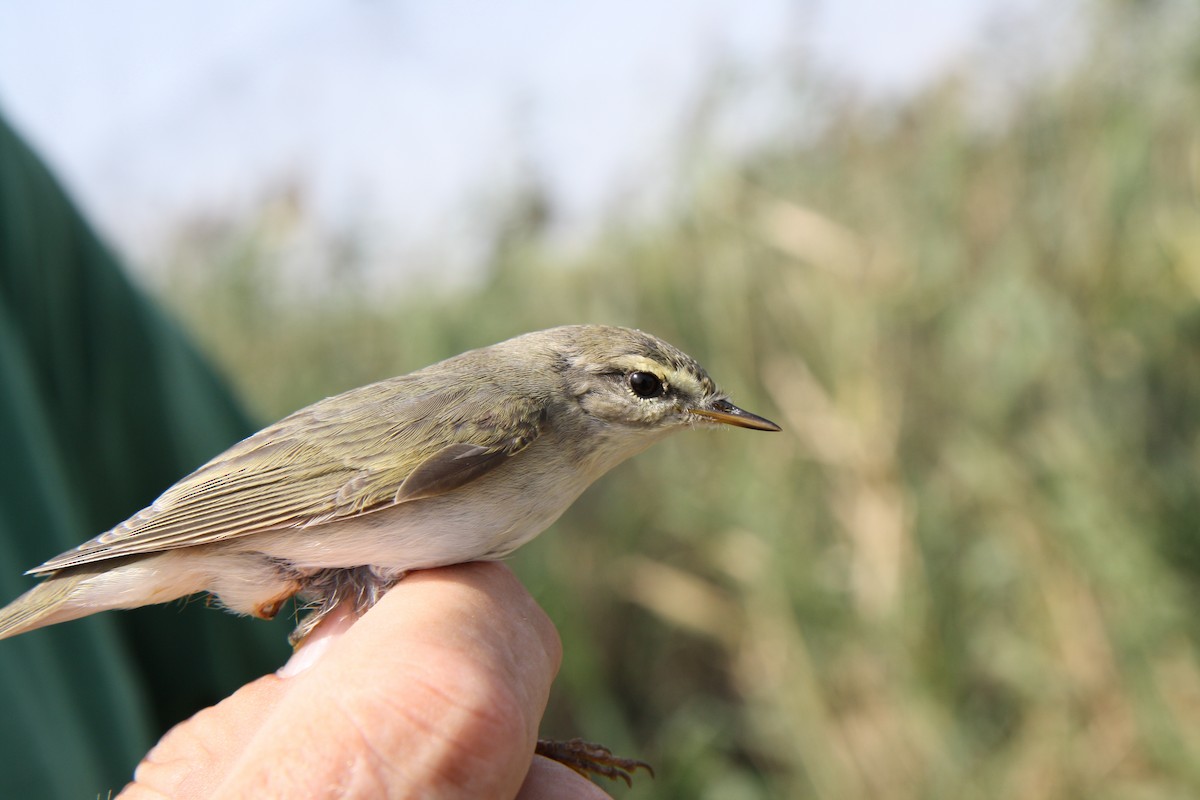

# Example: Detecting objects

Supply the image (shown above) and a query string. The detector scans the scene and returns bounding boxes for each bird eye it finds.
[628,371,665,399]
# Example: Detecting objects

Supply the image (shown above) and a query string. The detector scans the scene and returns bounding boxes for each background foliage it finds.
[154,2,1200,797]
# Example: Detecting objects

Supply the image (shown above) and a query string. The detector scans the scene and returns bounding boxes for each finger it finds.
[122,562,562,800]
[516,756,615,800]
[276,600,358,678]
[124,599,362,798]
[120,676,287,799]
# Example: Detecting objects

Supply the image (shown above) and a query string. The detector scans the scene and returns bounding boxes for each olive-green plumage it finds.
[0,325,779,643]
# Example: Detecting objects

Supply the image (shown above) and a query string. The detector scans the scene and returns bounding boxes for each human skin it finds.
[117,562,612,800]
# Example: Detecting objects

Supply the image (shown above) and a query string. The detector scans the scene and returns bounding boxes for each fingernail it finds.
[276,605,356,678]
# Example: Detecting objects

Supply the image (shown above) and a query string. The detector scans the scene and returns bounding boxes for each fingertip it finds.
[276,602,357,678]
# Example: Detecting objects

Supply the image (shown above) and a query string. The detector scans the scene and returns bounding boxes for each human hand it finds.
[118,562,612,799]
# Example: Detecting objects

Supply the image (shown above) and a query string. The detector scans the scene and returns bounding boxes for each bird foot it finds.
[254,582,302,621]
[288,566,404,648]
[535,737,654,787]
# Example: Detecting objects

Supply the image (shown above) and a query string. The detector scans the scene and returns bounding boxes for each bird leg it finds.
[535,738,654,787]
[289,566,405,648]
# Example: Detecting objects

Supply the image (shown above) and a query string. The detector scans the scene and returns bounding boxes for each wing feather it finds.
[31,371,548,573]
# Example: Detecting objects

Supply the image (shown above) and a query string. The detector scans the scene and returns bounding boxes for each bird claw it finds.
[535,737,654,787]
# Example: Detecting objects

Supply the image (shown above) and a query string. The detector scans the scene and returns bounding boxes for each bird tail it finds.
[0,572,98,641]
[0,552,219,641]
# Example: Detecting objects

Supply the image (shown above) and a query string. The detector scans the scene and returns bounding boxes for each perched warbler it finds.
[0,325,779,644]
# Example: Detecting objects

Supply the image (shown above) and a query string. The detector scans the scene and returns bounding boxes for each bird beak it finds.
[689,399,782,432]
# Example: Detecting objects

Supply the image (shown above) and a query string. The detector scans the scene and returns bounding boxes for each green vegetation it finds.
[158,3,1200,797]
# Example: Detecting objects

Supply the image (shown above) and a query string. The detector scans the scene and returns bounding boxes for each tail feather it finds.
[0,550,267,641]
[0,553,211,641]
[0,573,96,640]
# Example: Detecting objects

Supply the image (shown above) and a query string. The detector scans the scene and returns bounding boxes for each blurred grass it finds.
[156,3,1200,797]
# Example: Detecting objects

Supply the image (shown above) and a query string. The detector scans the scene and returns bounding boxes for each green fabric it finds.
[0,113,290,796]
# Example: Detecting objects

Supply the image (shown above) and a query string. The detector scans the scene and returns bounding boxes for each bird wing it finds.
[29,374,548,574]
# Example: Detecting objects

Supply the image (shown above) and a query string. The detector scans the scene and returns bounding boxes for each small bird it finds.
[0,325,778,643]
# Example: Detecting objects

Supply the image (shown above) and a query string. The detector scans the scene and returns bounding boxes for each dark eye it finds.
[628,371,665,399]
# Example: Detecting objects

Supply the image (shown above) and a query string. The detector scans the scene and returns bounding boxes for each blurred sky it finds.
[0,1,1041,277]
